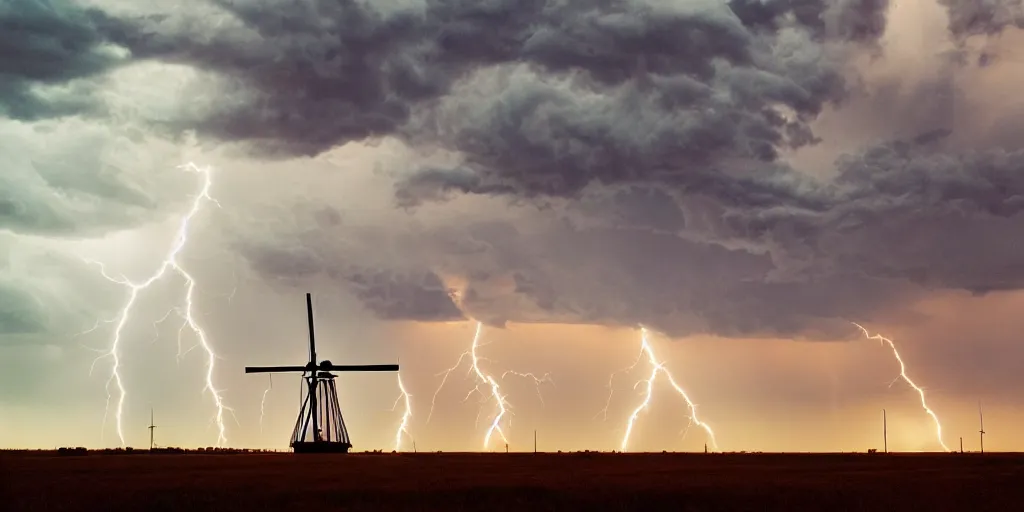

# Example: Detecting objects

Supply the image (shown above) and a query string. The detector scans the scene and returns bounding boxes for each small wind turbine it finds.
[148,409,158,450]
[978,401,985,454]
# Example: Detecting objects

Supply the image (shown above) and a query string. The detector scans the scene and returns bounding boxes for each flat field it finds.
[2,451,1022,511]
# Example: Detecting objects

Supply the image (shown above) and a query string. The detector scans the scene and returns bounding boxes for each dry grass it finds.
[2,451,1022,511]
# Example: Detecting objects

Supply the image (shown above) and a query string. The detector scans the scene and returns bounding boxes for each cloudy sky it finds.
[2,0,1023,452]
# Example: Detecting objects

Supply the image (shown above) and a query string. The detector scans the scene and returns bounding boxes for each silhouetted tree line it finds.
[49,447,281,455]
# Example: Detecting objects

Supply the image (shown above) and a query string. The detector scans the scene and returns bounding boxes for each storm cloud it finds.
[939,0,1023,37]
[92,0,882,160]
[5,0,1024,340]
[0,118,198,237]
[240,228,464,323]
[0,0,129,120]
[343,268,464,322]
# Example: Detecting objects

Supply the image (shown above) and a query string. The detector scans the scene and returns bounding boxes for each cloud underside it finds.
[4,0,1024,339]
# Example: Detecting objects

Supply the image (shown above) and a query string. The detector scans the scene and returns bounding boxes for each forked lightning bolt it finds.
[603,327,718,452]
[259,374,273,434]
[427,321,552,450]
[392,373,413,451]
[85,162,230,447]
[853,323,949,452]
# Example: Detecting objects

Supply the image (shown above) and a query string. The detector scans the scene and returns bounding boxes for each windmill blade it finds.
[322,364,400,372]
[306,292,317,366]
[246,366,308,374]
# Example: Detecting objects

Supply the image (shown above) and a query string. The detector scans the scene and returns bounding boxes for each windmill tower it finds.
[245,293,399,453]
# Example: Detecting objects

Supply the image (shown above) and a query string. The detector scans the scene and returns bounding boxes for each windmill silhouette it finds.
[245,293,399,453]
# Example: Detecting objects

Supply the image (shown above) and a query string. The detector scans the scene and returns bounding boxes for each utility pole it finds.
[882,409,887,454]
[979,401,985,454]
[704,443,707,454]
[534,430,537,454]
[959,437,963,453]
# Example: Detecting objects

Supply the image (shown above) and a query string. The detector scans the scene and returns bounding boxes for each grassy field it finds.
[2,451,1022,511]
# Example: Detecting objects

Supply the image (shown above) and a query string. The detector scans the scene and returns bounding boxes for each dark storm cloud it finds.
[441,220,923,339]
[395,65,836,210]
[706,131,1024,292]
[821,0,890,42]
[20,0,1024,340]
[342,268,465,322]
[236,206,928,339]
[242,243,324,281]
[729,0,889,43]
[0,0,130,120]
[814,134,1024,293]
[571,186,689,234]
[239,236,464,323]
[0,0,196,239]
[938,0,1023,37]
[99,0,888,159]
[387,0,882,211]
[5,0,883,223]
[832,131,1024,218]
[261,129,1024,339]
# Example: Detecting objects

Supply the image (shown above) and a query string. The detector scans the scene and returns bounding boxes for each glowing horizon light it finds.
[84,162,231,448]
[853,322,950,452]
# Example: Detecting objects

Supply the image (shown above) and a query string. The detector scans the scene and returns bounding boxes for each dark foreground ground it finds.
[2,451,1022,511]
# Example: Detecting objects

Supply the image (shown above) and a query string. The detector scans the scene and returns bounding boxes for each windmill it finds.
[245,293,399,453]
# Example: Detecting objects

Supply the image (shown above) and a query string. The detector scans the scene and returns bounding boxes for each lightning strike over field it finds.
[607,327,718,453]
[853,323,950,452]
[426,321,551,450]
[259,374,273,434]
[85,162,230,448]
[501,370,553,405]
[392,373,413,451]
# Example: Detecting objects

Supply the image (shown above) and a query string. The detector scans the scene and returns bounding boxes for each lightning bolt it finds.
[259,374,273,435]
[607,327,718,453]
[853,323,949,452]
[392,373,413,451]
[500,370,553,405]
[427,321,551,451]
[85,162,230,448]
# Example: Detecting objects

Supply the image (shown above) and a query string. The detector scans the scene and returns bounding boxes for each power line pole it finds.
[534,430,537,454]
[882,409,887,454]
